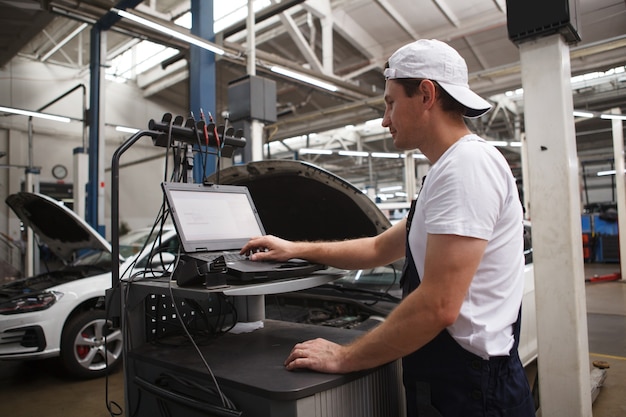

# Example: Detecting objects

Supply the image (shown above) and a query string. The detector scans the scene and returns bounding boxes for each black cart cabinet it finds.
[122,277,404,417]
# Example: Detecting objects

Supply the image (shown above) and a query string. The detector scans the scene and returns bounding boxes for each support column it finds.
[416,163,429,195]
[227,2,276,164]
[247,1,264,162]
[87,24,107,237]
[519,34,591,417]
[190,0,217,182]
[516,116,531,219]
[87,1,143,237]
[249,120,264,161]
[404,152,416,202]
[319,0,334,74]
[24,168,39,276]
[609,108,626,278]
[73,147,89,219]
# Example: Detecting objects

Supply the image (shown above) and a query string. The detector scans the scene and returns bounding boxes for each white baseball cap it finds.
[384,39,492,118]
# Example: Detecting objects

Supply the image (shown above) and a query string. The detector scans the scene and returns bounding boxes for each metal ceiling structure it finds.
[1,0,625,194]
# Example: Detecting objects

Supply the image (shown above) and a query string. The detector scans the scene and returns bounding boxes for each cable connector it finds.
[209,255,227,272]
[174,255,227,287]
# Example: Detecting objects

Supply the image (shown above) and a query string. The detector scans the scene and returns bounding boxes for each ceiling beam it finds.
[278,11,324,73]
[40,22,88,62]
[331,7,383,60]
[0,10,53,67]
[221,0,306,38]
[432,0,461,27]
[373,0,420,39]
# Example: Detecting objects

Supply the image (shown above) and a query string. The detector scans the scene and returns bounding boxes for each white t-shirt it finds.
[408,134,524,359]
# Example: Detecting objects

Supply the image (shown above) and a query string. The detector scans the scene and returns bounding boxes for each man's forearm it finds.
[340,288,449,372]
[294,219,407,270]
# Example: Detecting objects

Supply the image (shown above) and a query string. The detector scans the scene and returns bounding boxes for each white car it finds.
[0,192,177,378]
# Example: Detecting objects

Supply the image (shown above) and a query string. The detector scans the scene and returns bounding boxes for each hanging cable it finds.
[208,112,222,184]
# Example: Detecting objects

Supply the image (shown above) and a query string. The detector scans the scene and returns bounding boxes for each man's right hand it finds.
[240,235,295,262]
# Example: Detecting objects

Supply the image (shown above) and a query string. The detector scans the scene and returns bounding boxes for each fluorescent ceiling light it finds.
[365,118,383,126]
[597,169,626,177]
[270,66,338,92]
[597,170,616,176]
[112,8,225,56]
[115,125,140,134]
[509,141,522,147]
[379,185,402,192]
[600,113,626,121]
[299,148,332,155]
[573,110,594,118]
[338,150,369,157]
[371,152,400,158]
[491,141,509,147]
[412,153,428,159]
[0,106,71,123]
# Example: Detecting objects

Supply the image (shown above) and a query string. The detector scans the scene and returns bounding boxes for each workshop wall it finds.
[0,57,185,241]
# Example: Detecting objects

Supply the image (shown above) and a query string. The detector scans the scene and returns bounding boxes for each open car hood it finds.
[5,192,111,263]
[206,160,392,241]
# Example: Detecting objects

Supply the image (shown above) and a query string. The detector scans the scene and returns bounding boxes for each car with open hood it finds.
[0,192,177,378]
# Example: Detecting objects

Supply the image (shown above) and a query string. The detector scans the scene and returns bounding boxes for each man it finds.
[241,39,534,417]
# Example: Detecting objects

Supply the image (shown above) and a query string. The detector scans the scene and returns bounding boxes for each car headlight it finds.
[0,291,63,315]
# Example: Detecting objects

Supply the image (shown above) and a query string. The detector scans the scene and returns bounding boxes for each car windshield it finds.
[118,229,163,259]
[72,249,112,267]
[71,228,165,268]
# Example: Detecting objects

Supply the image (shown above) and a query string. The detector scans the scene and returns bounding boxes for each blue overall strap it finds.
[399,198,418,297]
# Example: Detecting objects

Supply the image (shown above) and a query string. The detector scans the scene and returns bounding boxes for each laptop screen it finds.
[162,182,265,253]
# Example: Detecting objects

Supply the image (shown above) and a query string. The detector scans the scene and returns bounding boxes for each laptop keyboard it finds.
[222,252,248,262]
[191,251,247,263]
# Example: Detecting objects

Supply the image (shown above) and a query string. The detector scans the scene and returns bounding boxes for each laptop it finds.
[161,182,325,286]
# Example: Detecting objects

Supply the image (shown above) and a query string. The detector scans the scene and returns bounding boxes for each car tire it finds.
[60,309,123,379]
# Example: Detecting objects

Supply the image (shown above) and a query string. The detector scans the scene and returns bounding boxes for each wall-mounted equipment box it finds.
[506,0,581,44]
[228,75,277,123]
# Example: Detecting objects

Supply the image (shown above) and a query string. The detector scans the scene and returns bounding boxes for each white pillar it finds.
[609,108,626,278]
[73,149,89,219]
[404,152,416,202]
[247,1,264,162]
[416,163,429,196]
[24,170,39,276]
[320,3,334,74]
[519,34,592,417]
[250,119,264,161]
[247,0,256,76]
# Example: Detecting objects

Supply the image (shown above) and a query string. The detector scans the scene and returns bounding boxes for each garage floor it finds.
[0,263,624,417]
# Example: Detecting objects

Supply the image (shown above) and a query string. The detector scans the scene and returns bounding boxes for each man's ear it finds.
[420,79,437,109]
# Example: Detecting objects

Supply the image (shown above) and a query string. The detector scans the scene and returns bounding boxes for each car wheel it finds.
[60,309,123,378]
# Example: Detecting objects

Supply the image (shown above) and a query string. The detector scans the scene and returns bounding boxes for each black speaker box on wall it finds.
[228,75,277,124]
[506,0,581,44]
